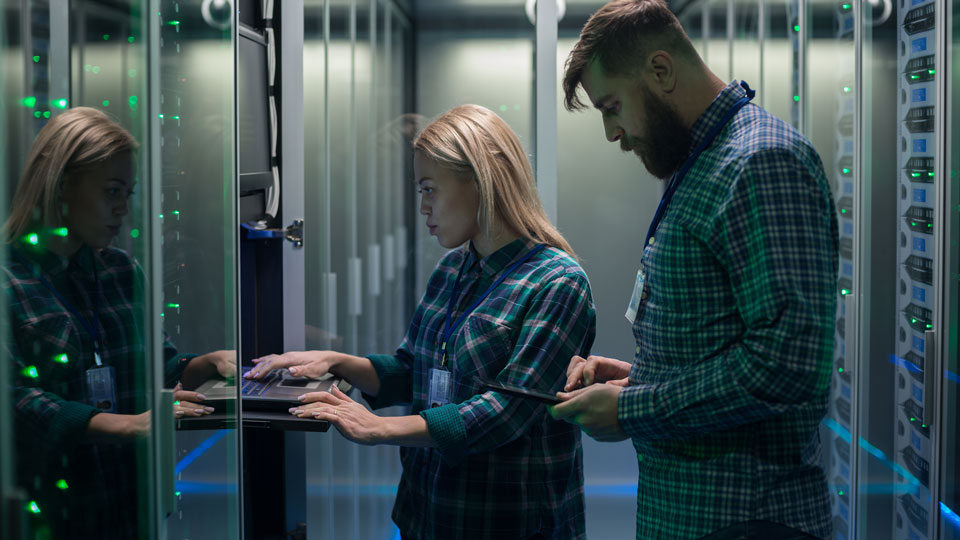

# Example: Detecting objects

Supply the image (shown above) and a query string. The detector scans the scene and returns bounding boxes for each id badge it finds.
[624,268,646,323]
[85,365,118,412]
[427,367,452,408]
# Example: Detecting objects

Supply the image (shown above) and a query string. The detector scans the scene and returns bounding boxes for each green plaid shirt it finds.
[367,238,596,539]
[5,243,188,539]
[619,81,838,539]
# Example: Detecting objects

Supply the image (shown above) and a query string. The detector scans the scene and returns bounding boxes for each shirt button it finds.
[648,237,655,245]
[635,346,641,354]
[640,291,649,301]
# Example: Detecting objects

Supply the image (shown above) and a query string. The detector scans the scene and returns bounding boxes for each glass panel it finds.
[732,0,761,93]
[942,2,960,537]
[805,2,855,539]
[1,2,161,538]
[761,0,796,121]
[155,0,240,537]
[858,0,937,538]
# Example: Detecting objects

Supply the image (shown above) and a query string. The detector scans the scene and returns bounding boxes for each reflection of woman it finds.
[249,105,596,539]
[3,107,232,539]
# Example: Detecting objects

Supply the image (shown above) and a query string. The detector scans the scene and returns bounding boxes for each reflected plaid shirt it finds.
[5,244,187,539]
[618,81,838,539]
[367,238,596,540]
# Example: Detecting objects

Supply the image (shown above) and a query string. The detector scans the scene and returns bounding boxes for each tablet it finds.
[481,379,562,405]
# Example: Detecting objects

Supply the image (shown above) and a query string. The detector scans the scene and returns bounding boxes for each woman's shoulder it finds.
[532,245,588,280]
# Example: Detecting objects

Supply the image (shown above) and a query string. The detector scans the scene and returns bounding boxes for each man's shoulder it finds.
[731,105,821,165]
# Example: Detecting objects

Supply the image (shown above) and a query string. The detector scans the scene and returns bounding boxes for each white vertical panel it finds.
[536,0,558,224]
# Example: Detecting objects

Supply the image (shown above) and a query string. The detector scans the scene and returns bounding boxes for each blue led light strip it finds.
[174,429,230,475]
[820,418,922,489]
[942,503,960,532]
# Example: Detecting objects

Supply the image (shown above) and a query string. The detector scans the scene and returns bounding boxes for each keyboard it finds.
[241,369,281,397]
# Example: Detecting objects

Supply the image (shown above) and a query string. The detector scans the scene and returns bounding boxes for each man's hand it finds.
[564,354,633,391]
[548,383,628,442]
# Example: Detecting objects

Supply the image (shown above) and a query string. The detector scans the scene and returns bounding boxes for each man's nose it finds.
[603,118,623,143]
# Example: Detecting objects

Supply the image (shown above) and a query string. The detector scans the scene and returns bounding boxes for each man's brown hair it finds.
[562,0,698,111]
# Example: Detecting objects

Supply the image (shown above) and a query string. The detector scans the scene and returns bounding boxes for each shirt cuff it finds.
[48,400,101,449]
[617,383,661,441]
[363,354,412,409]
[419,403,468,465]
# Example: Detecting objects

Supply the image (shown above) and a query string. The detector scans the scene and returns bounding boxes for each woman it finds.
[247,104,596,539]
[3,107,233,539]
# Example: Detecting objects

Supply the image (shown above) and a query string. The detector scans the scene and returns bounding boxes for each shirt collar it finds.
[10,243,95,279]
[464,237,536,278]
[685,80,748,158]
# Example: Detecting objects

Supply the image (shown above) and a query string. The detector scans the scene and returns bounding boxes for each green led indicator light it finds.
[92,66,101,74]
[910,417,916,422]
[172,210,180,215]
[25,233,39,245]
[499,104,507,112]
[928,69,935,75]
[158,114,164,119]
[175,491,182,497]
[52,98,68,109]
[842,168,851,174]
[840,289,851,296]
[22,96,37,107]
[838,490,845,496]
[928,172,934,177]
[843,86,851,93]
[56,479,69,490]
[22,366,39,379]
[167,303,181,309]
[103,34,110,40]
[28,501,41,514]
[167,20,181,26]
[130,228,140,239]
[102,100,110,107]
[158,213,164,219]
[129,95,139,107]
[794,25,800,32]
[841,208,847,214]
[841,3,851,10]
[911,172,921,177]
[170,115,180,120]
[128,69,137,78]
[922,424,927,428]
[793,95,800,102]
[926,323,933,329]
[32,55,40,63]
[161,312,165,318]
[51,227,68,237]
[128,36,135,43]
[33,111,42,118]
[838,367,844,373]
[911,221,917,227]
[54,353,69,364]
[927,223,933,227]
[911,318,918,324]
[43,111,51,119]
[174,401,180,406]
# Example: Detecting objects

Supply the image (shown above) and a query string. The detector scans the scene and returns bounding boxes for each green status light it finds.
[838,367,844,373]
[167,303,181,309]
[128,36,135,43]
[842,86,851,93]
[102,100,110,107]
[56,479,69,490]
[51,227,68,237]
[32,55,40,63]
[52,98,68,109]
[28,501,41,514]
[33,111,42,119]
[54,353,69,364]
[841,3,851,10]
[840,288,851,296]
[167,20,181,26]
[25,233,39,246]
[43,111,51,119]
[793,24,800,32]
[22,96,37,108]
[103,34,110,40]
[130,228,140,239]
[793,95,800,102]
[842,168,851,175]
[22,366,39,379]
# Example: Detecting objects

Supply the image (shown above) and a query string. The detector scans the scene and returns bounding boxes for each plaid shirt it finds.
[618,81,838,539]
[5,243,187,539]
[367,238,596,540]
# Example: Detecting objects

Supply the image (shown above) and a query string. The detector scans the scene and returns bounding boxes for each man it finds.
[549,1,838,539]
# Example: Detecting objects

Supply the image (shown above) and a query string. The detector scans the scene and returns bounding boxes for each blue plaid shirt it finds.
[618,81,838,539]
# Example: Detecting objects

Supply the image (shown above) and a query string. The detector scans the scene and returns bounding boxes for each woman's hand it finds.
[564,354,633,391]
[246,350,341,380]
[173,382,214,417]
[290,386,385,445]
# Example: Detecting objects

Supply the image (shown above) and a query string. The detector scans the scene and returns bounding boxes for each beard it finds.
[621,85,692,180]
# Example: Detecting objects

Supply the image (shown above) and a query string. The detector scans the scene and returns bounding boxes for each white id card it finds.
[85,365,118,412]
[428,367,452,408]
[624,268,646,323]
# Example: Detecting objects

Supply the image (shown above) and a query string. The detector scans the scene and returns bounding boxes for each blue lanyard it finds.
[440,243,547,367]
[644,81,756,247]
[12,250,103,366]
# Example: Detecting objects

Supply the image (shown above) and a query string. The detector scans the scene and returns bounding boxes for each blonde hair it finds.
[413,104,575,258]
[3,107,138,243]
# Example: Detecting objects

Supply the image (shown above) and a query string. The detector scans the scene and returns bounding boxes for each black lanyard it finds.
[439,243,547,367]
[12,250,103,366]
[644,81,757,247]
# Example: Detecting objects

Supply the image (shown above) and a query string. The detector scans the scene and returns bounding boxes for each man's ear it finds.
[648,51,677,93]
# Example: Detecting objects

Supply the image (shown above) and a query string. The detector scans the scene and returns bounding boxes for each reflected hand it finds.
[564,354,632,391]
[174,382,214,417]
[548,383,628,442]
[246,350,339,380]
[206,349,237,379]
[290,386,384,445]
